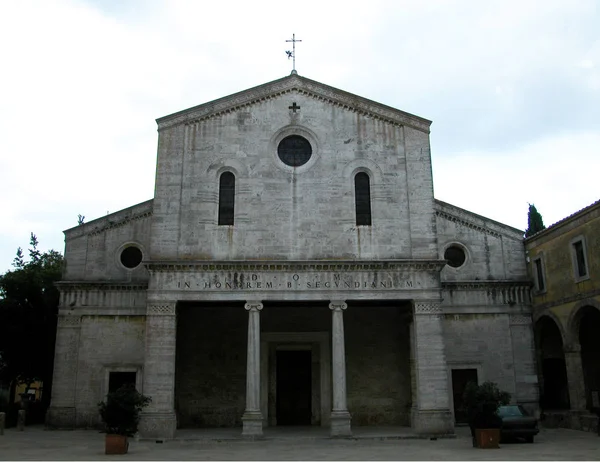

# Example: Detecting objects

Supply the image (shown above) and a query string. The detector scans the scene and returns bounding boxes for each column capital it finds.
[329,300,348,311]
[413,301,442,315]
[147,301,177,316]
[245,301,263,312]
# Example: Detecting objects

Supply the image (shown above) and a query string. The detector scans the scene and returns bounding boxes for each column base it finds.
[45,406,76,429]
[412,409,454,436]
[242,411,264,438]
[139,412,177,440]
[330,410,352,437]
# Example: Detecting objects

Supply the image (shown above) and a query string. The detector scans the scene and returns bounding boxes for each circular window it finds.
[120,246,143,269]
[444,245,466,268]
[277,135,312,167]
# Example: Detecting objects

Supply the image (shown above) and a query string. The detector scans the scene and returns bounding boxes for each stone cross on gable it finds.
[289,102,300,113]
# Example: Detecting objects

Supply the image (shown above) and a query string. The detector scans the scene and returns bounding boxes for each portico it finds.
[137,260,453,439]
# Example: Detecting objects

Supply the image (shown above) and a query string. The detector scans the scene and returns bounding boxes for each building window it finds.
[354,172,372,226]
[571,238,589,280]
[533,257,546,292]
[218,172,235,225]
[120,246,143,269]
[444,245,467,268]
[278,135,312,167]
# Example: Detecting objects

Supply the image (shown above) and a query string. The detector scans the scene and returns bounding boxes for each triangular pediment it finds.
[156,73,432,133]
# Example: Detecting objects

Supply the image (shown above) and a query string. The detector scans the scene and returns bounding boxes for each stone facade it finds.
[525,200,600,431]
[47,73,538,438]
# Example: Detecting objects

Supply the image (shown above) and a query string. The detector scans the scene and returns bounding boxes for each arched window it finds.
[218,172,235,225]
[354,172,372,226]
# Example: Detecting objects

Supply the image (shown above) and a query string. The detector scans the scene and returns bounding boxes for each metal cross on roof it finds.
[285,33,302,73]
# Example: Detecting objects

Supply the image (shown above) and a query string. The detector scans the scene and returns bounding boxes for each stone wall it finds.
[74,315,146,427]
[174,301,411,428]
[150,81,437,262]
[62,200,153,282]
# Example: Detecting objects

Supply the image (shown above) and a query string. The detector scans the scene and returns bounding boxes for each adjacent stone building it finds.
[526,200,600,430]
[46,73,538,439]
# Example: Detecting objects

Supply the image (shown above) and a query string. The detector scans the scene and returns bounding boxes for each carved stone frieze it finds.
[57,316,82,328]
[146,260,446,273]
[414,302,442,315]
[509,314,532,326]
[147,303,176,316]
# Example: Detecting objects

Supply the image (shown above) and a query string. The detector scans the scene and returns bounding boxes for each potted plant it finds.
[98,384,151,455]
[462,381,510,449]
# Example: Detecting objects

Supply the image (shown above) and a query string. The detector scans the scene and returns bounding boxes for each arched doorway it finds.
[577,306,600,410]
[535,316,570,410]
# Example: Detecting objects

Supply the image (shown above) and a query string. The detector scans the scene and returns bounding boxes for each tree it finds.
[525,203,546,238]
[0,233,63,415]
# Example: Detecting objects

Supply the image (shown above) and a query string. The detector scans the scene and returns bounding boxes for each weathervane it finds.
[285,33,302,73]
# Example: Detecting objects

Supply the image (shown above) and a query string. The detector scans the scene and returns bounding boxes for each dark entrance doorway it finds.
[452,368,478,424]
[276,350,312,425]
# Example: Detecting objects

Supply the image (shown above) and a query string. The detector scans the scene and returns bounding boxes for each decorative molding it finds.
[509,314,532,326]
[157,75,431,133]
[63,200,154,239]
[244,301,263,312]
[329,301,348,311]
[147,303,176,316]
[56,282,149,291]
[414,302,442,315]
[435,210,502,238]
[146,259,447,273]
[57,316,81,328]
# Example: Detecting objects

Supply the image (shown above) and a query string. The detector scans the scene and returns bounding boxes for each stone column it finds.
[411,301,453,435]
[564,343,587,429]
[46,315,81,428]
[139,302,178,440]
[329,300,351,437]
[242,301,264,437]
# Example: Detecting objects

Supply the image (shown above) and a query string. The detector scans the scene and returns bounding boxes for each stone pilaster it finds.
[509,314,539,415]
[242,301,264,437]
[329,300,351,437]
[411,301,453,436]
[139,302,177,440]
[564,344,587,411]
[46,315,81,428]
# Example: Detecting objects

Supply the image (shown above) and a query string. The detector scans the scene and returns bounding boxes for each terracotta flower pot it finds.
[105,434,129,455]
[474,428,500,449]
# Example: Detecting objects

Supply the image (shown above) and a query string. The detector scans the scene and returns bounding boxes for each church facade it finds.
[46,73,538,439]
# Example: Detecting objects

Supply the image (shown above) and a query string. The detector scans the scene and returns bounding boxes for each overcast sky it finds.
[1,0,598,272]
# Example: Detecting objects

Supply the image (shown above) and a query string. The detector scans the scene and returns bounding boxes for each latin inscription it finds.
[173,273,417,291]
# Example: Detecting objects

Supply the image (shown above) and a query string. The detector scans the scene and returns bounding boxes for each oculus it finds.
[444,245,466,268]
[277,135,312,167]
[120,246,143,269]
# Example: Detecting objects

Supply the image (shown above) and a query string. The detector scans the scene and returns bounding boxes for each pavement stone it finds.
[0,426,598,460]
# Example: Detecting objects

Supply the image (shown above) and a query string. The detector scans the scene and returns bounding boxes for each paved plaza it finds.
[0,426,599,460]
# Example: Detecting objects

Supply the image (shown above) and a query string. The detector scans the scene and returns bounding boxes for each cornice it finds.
[156,74,432,133]
[524,198,600,243]
[64,199,154,239]
[434,199,524,241]
[144,259,447,273]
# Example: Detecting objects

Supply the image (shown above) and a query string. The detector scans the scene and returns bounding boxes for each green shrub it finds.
[462,381,511,429]
[98,384,151,436]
